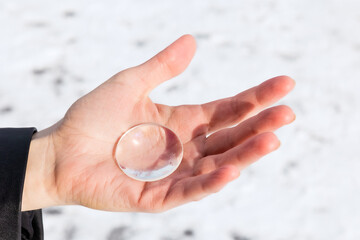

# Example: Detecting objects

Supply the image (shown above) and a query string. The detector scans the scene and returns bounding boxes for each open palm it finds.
[49,35,295,212]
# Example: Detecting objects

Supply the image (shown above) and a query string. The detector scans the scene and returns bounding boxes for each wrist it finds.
[21,127,60,211]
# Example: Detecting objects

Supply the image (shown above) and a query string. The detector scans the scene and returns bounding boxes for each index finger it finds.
[200,75,295,134]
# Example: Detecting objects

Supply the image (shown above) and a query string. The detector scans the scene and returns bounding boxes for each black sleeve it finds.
[0,128,44,240]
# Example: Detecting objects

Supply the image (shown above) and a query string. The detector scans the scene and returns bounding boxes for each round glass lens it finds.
[115,123,183,182]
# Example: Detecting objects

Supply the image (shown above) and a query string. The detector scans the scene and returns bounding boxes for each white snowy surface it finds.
[1,0,360,239]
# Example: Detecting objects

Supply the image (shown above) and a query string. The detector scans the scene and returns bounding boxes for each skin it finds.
[22,35,295,212]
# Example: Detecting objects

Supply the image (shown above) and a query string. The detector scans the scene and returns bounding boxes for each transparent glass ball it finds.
[115,123,183,182]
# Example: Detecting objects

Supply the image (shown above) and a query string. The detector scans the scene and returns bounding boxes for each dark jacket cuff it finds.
[0,128,44,240]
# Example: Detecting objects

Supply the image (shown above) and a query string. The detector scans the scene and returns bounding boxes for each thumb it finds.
[123,34,197,96]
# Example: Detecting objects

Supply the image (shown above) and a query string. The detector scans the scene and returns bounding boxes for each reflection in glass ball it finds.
[115,123,183,182]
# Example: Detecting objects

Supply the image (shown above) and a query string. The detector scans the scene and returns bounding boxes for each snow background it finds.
[1,0,360,239]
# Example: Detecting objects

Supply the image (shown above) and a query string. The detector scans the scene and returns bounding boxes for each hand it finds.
[22,35,295,212]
